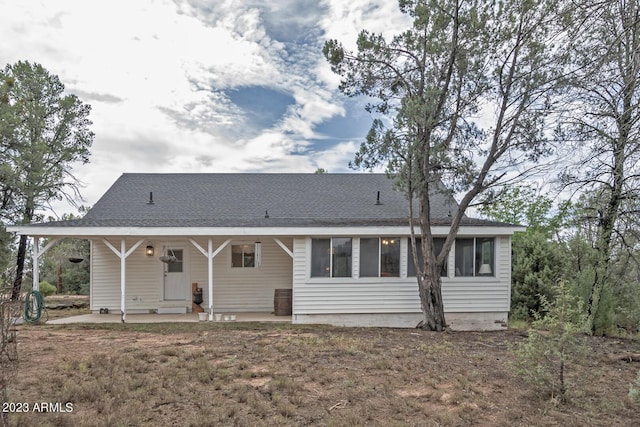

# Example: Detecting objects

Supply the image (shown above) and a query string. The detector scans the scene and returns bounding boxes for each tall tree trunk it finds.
[11,234,27,300]
[418,274,446,331]
[585,207,617,334]
[57,264,62,294]
[582,0,638,334]
[415,187,447,331]
[11,204,34,300]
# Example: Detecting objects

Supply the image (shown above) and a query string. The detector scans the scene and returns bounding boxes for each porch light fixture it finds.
[145,242,154,256]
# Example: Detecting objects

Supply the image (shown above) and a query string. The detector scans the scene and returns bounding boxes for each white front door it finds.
[163,247,188,301]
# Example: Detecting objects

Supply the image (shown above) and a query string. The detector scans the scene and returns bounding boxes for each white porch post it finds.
[32,236,40,292]
[120,239,126,323]
[208,239,213,320]
[189,238,231,320]
[102,238,144,323]
[32,236,60,292]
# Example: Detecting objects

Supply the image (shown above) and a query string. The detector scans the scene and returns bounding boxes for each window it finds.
[311,238,352,277]
[476,238,495,276]
[359,238,378,277]
[311,239,330,277]
[454,237,495,277]
[232,244,255,268]
[407,238,447,277]
[381,237,400,276]
[332,238,352,277]
[167,249,183,273]
[360,237,400,277]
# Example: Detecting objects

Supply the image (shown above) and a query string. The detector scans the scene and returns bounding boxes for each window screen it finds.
[359,238,379,277]
[380,238,400,277]
[332,238,352,277]
[311,238,331,277]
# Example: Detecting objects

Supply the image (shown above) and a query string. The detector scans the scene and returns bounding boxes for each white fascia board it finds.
[6,224,526,237]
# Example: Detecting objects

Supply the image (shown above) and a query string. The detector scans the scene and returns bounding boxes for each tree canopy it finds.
[558,0,640,333]
[324,0,564,330]
[0,61,93,298]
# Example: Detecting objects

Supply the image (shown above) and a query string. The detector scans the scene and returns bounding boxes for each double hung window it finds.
[407,238,447,277]
[454,238,495,277]
[311,238,352,277]
[232,244,255,268]
[359,237,400,277]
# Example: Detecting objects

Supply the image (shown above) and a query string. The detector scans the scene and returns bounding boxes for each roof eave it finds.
[6,224,526,237]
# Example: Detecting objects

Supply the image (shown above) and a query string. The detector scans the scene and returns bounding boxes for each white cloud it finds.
[315,0,411,89]
[0,0,403,215]
[320,0,411,50]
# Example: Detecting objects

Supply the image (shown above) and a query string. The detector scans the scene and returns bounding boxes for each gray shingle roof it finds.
[50,173,466,228]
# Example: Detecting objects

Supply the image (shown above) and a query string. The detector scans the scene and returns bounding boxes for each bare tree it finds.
[559,0,640,333]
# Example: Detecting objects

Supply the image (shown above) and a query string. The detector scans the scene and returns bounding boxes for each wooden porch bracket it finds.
[30,237,59,313]
[188,238,231,320]
[102,238,144,323]
[31,236,60,292]
[273,238,293,258]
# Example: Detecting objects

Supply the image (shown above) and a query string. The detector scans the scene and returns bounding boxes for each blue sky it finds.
[0,0,412,215]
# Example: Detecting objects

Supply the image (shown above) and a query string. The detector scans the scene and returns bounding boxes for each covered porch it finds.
[26,233,295,323]
[92,235,296,322]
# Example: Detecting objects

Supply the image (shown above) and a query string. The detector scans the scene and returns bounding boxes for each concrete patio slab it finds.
[47,312,292,324]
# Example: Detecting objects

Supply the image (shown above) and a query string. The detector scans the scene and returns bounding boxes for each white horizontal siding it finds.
[90,234,512,316]
[91,240,119,310]
[293,235,512,315]
[296,284,421,310]
[91,237,293,312]
[190,237,293,312]
[91,238,165,311]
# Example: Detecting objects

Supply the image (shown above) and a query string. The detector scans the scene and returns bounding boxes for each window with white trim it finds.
[407,238,447,277]
[311,238,352,277]
[454,237,495,277]
[359,237,400,277]
[232,244,255,268]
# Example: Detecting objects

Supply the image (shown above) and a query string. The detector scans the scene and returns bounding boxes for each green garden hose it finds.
[24,290,45,323]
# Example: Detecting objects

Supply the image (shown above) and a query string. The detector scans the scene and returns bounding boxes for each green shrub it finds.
[630,370,640,401]
[510,281,590,403]
[78,283,90,295]
[38,281,56,297]
[570,268,616,335]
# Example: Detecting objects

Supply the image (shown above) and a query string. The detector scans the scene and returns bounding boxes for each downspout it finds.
[120,239,126,323]
[32,236,40,292]
[208,239,213,321]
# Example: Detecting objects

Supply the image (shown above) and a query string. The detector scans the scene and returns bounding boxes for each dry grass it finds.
[5,322,640,426]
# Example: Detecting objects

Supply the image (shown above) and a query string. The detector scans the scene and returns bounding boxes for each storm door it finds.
[163,248,188,300]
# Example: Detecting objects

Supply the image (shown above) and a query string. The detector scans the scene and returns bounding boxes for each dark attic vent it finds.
[147,191,154,205]
[264,209,269,218]
[375,191,382,205]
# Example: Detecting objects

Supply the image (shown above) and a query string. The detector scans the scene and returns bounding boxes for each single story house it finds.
[8,173,523,330]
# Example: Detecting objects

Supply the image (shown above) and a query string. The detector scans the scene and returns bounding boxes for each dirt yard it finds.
[5,321,640,426]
